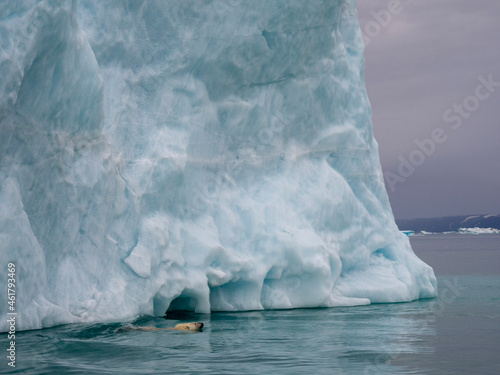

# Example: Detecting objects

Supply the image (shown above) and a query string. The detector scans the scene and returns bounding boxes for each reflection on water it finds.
[5,298,445,375]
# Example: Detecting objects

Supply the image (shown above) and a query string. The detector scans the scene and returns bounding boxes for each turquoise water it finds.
[3,234,499,374]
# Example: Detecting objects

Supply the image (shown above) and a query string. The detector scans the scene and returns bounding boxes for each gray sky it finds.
[356,0,500,219]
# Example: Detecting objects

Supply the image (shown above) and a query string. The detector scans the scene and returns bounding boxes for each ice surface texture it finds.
[0,0,436,332]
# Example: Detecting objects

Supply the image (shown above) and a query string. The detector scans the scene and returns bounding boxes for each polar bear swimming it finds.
[118,322,204,332]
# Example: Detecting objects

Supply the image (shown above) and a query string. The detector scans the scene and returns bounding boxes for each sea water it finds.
[2,234,499,374]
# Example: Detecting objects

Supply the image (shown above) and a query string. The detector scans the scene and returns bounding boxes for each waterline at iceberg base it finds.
[0,0,436,332]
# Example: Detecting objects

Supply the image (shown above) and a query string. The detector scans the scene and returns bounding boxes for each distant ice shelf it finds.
[458,228,500,234]
[402,228,500,235]
[0,0,436,332]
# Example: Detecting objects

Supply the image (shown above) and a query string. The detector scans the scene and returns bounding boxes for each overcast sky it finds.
[356,0,500,219]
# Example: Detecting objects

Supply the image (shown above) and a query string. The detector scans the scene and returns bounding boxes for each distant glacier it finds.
[0,0,436,332]
[396,214,500,233]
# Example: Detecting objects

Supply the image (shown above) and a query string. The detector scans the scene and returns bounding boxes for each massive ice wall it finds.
[0,0,436,332]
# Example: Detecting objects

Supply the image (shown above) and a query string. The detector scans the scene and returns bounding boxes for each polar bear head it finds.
[173,322,204,331]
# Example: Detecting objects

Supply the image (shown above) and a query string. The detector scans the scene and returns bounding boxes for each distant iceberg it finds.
[458,228,500,234]
[0,0,436,332]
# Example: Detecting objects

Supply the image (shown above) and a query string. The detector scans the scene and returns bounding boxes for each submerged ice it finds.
[0,0,436,332]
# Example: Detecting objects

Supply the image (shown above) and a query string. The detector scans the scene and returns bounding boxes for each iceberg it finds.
[458,228,500,234]
[0,0,436,332]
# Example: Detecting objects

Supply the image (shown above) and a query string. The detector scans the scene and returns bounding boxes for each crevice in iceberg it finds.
[210,280,264,312]
[166,295,198,313]
[155,285,210,317]
[372,247,396,262]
